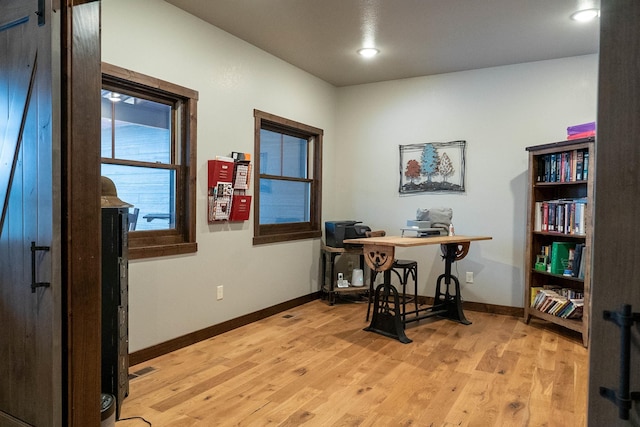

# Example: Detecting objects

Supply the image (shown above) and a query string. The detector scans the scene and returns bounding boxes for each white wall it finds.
[102,0,338,352]
[104,0,598,352]
[334,55,598,307]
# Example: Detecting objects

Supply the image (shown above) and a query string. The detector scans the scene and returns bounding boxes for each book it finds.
[536,157,545,182]
[572,244,584,278]
[569,203,576,235]
[542,202,549,231]
[563,248,575,276]
[530,287,543,307]
[578,246,587,279]
[575,202,586,234]
[582,151,590,180]
[548,202,557,232]
[560,151,571,182]
[544,155,551,182]
[550,242,576,275]
[534,202,542,232]
[557,203,564,233]
[567,299,584,319]
[576,150,584,180]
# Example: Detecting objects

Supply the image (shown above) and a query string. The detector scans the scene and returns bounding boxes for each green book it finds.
[550,242,576,275]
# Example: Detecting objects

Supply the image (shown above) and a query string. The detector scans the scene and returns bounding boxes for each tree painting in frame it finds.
[399,140,466,194]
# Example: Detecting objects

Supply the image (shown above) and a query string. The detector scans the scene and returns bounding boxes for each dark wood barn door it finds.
[588,0,640,425]
[0,0,60,425]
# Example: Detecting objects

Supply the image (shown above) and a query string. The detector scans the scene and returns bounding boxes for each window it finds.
[102,63,198,259]
[253,110,322,245]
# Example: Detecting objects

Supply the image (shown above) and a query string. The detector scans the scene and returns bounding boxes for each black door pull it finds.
[30,241,50,292]
[599,304,640,420]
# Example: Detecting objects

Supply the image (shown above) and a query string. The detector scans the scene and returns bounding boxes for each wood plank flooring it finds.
[118,300,587,427]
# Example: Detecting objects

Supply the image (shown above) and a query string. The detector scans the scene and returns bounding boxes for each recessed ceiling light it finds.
[357,48,379,58]
[107,92,122,102]
[570,8,600,22]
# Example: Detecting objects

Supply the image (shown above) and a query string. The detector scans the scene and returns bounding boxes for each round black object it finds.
[100,393,115,421]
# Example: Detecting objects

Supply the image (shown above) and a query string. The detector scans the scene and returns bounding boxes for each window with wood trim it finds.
[253,110,322,245]
[101,63,198,259]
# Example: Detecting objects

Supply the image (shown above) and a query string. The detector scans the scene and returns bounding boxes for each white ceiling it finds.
[164,0,600,87]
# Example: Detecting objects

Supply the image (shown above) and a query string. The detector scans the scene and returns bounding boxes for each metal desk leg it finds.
[433,243,471,325]
[321,250,327,301]
[364,270,412,344]
[328,252,337,305]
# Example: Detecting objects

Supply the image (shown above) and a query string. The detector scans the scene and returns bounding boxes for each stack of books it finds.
[535,148,589,183]
[531,287,584,319]
[567,122,596,140]
[534,199,587,235]
[536,242,586,279]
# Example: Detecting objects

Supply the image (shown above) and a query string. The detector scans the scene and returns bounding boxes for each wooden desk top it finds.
[343,235,492,247]
[321,243,363,253]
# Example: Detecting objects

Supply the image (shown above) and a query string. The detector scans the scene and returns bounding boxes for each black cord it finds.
[117,416,152,426]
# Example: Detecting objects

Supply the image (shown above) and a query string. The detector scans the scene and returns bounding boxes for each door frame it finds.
[60,1,102,425]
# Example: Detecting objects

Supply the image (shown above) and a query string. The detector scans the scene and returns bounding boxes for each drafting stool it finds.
[365,231,419,323]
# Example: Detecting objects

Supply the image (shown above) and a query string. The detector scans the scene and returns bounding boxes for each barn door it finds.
[0,0,60,425]
[588,0,640,425]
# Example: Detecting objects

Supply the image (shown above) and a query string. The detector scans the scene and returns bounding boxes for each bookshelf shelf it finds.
[531,269,584,283]
[528,308,584,333]
[524,137,594,347]
[534,181,585,188]
[532,231,586,239]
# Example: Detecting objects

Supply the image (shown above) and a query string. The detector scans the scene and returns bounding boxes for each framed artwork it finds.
[399,140,466,194]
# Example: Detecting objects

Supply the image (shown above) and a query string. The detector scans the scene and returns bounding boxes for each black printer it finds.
[325,220,371,248]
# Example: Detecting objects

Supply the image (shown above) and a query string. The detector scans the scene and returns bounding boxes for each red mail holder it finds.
[208,160,234,185]
[229,195,252,221]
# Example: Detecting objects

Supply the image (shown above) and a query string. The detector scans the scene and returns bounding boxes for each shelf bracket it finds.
[599,304,640,420]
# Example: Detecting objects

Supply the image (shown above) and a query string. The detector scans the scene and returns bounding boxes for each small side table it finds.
[320,243,367,304]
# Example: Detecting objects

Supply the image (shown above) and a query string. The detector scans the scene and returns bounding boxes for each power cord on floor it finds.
[117,416,152,426]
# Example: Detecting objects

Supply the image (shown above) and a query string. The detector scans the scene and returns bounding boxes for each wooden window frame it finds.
[102,63,198,259]
[253,110,322,245]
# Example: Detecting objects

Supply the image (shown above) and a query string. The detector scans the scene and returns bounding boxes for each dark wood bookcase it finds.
[101,208,130,418]
[524,137,594,347]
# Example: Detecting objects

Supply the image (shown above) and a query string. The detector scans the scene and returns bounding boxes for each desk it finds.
[344,234,492,343]
[320,243,367,305]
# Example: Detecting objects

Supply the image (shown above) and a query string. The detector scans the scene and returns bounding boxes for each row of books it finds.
[534,199,587,235]
[536,242,586,279]
[535,149,589,183]
[531,287,584,319]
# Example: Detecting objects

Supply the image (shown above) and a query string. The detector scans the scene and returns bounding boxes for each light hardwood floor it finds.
[118,300,587,427]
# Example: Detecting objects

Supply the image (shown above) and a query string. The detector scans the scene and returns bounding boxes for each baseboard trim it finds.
[129,292,321,366]
[417,296,524,317]
[129,292,522,365]
[462,300,524,317]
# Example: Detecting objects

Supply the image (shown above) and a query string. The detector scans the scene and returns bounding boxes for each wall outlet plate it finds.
[465,272,474,283]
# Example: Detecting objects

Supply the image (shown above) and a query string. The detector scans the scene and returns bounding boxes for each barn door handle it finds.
[30,241,50,293]
[36,0,45,26]
[599,304,640,420]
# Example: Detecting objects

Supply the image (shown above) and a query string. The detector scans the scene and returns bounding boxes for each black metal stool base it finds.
[367,259,418,322]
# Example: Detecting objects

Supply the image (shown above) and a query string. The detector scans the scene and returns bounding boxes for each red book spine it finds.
[542,202,549,232]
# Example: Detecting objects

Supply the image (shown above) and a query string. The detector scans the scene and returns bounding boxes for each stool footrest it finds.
[366,259,419,323]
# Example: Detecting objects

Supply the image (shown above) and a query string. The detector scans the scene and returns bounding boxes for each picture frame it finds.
[399,140,466,194]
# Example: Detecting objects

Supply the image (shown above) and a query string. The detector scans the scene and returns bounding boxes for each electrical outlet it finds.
[217,285,223,300]
[465,272,474,283]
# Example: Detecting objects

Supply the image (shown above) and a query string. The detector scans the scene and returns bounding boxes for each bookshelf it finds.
[524,137,594,347]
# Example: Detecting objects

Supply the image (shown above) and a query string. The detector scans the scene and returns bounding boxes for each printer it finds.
[325,220,371,248]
